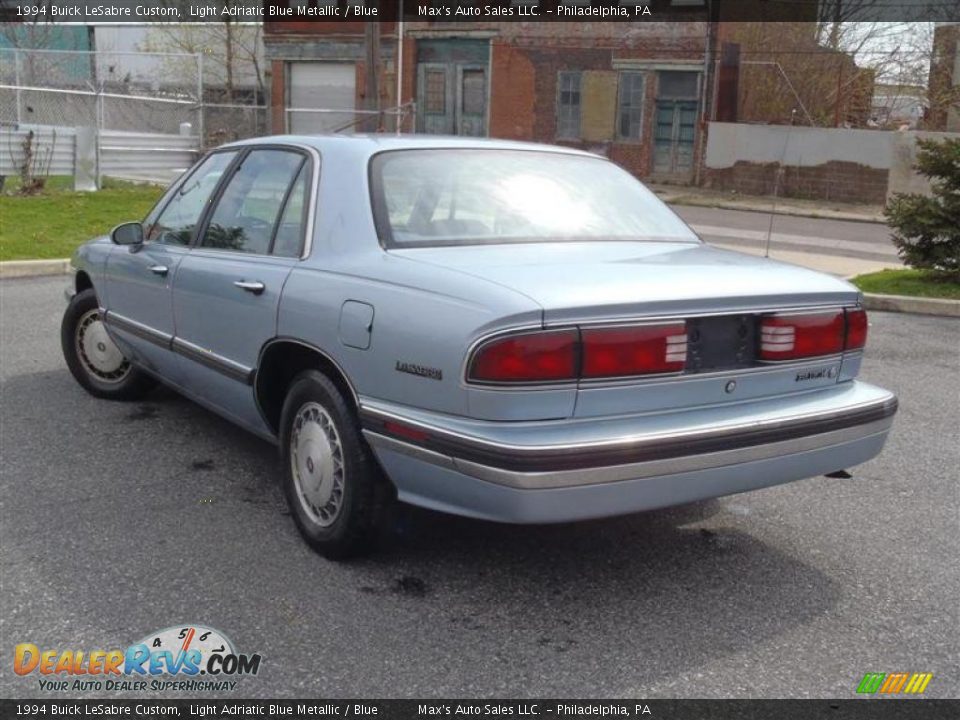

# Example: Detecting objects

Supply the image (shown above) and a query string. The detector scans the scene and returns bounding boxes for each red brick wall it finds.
[270,59,285,133]
[704,161,889,204]
[487,42,702,179]
[262,23,709,179]
[526,47,611,141]
[489,41,537,140]
[400,36,417,132]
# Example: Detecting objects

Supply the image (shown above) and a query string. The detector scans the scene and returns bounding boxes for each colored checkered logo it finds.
[857,672,933,694]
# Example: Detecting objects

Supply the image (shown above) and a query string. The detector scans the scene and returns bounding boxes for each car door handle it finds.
[233,280,265,295]
[149,265,169,276]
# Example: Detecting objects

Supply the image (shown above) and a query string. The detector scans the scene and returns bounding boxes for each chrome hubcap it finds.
[290,402,345,527]
[75,309,130,383]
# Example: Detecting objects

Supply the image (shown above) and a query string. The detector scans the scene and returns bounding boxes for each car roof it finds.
[220,133,600,161]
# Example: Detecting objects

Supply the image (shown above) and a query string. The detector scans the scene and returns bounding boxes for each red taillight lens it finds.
[581,323,687,378]
[383,421,430,443]
[469,329,578,383]
[845,308,868,350]
[760,310,845,360]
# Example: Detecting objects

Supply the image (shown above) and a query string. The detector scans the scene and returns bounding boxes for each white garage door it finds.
[288,62,356,134]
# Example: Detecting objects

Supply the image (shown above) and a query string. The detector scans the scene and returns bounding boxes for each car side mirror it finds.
[111,222,144,246]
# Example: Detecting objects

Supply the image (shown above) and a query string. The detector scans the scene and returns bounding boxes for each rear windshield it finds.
[369,149,700,248]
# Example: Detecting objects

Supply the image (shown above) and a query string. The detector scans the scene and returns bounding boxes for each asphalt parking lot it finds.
[1,275,958,699]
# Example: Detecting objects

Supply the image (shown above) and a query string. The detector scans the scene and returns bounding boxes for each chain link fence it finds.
[0,48,203,136]
[1,48,416,149]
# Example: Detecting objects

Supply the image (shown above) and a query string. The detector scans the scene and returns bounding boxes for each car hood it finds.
[389,241,861,323]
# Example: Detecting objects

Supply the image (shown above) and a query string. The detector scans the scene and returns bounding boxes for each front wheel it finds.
[61,288,155,400]
[279,370,391,560]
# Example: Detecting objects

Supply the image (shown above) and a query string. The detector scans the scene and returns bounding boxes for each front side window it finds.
[618,72,646,141]
[371,149,698,248]
[556,71,582,139]
[146,151,237,245]
[200,149,306,255]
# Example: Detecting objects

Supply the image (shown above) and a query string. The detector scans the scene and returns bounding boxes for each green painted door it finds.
[653,100,698,174]
[416,39,488,137]
[417,63,487,137]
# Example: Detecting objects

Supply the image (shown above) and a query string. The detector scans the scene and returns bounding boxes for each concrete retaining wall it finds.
[703,122,959,204]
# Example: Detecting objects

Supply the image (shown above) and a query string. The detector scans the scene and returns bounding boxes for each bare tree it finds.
[729,21,939,128]
[139,10,265,104]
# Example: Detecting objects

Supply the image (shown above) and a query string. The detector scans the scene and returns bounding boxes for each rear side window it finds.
[200,149,306,255]
[147,151,237,245]
[271,164,309,258]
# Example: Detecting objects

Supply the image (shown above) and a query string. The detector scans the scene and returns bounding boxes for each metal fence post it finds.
[196,52,205,149]
[95,80,103,189]
[14,49,22,125]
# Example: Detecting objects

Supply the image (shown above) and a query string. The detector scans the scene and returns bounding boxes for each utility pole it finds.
[364,22,381,132]
[396,0,404,134]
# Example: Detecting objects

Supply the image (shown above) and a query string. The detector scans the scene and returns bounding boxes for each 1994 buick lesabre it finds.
[62,136,898,558]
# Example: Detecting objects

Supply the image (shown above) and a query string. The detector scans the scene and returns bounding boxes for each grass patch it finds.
[0,177,165,261]
[852,269,960,300]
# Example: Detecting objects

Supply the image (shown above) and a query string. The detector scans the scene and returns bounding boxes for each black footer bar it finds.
[2,699,957,720]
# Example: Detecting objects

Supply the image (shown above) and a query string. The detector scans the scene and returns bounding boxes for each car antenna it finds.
[765,109,796,258]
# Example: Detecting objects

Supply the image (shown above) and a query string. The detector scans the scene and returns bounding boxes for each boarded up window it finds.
[556,71,582,139]
[581,70,618,142]
[618,72,646,141]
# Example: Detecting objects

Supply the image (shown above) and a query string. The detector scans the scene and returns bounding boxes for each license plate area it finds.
[686,314,756,373]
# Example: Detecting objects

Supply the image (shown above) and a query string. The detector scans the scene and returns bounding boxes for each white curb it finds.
[0,259,72,279]
[861,292,960,318]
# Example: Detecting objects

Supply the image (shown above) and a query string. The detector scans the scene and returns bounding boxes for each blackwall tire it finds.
[279,370,391,560]
[60,288,155,400]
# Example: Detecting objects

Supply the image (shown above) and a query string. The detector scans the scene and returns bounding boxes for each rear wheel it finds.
[61,288,155,400]
[279,370,391,560]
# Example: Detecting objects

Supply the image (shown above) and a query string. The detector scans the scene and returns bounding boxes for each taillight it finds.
[468,329,578,383]
[383,421,430,443]
[845,308,868,350]
[581,323,687,378]
[468,324,688,384]
[760,308,867,361]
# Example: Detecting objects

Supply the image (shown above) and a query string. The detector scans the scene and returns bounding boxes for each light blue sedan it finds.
[62,136,897,558]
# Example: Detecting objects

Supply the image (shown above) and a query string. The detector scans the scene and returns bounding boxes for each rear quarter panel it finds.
[278,257,545,417]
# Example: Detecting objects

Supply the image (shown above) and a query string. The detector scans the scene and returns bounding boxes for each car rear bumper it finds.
[360,381,897,523]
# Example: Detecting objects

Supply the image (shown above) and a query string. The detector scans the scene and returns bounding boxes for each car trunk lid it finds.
[390,241,860,323]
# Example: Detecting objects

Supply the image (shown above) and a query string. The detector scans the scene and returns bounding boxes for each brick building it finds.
[713,22,874,128]
[927,22,960,132]
[263,7,712,182]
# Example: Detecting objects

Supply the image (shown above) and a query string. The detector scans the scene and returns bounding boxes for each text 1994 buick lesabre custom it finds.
[61,136,897,558]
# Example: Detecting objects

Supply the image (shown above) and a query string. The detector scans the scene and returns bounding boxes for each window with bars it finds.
[617,72,645,141]
[556,71,582,140]
[424,69,446,114]
[462,70,485,115]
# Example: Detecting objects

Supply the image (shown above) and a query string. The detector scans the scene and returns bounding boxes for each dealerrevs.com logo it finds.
[14,625,262,693]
